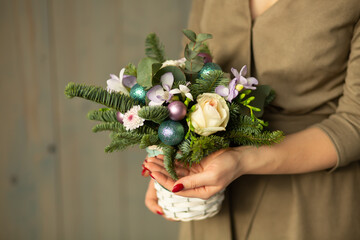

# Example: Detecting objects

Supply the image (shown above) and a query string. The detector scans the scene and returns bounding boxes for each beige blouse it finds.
[179,0,360,239]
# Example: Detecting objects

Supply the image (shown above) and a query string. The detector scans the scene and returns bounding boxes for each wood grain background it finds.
[0,0,191,239]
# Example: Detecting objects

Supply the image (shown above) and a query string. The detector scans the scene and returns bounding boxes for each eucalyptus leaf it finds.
[152,66,186,86]
[196,33,213,43]
[182,29,197,42]
[137,57,158,88]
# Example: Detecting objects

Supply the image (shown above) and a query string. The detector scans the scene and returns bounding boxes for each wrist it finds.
[234,144,280,175]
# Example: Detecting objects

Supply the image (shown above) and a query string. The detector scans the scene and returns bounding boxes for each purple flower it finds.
[146,72,175,106]
[215,65,258,102]
[231,65,258,90]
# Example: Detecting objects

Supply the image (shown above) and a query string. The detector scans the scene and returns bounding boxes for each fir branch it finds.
[93,122,125,133]
[105,132,143,153]
[138,106,169,124]
[190,136,229,166]
[87,108,118,122]
[158,144,178,180]
[145,33,166,63]
[227,130,284,146]
[139,134,160,149]
[190,70,230,99]
[124,63,137,76]
[65,82,144,112]
[92,121,156,136]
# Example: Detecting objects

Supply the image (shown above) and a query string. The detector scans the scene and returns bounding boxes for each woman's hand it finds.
[143,147,245,199]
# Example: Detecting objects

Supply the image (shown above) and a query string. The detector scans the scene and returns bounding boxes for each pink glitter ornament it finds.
[168,101,187,121]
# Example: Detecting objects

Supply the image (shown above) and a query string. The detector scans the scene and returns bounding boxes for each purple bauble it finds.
[168,101,187,121]
[116,112,124,124]
[197,52,212,64]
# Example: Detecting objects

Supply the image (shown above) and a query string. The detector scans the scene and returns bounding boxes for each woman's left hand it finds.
[143,147,245,199]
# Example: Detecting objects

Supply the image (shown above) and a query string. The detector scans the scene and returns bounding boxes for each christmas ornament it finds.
[130,83,147,104]
[197,52,212,64]
[198,62,222,80]
[168,101,187,121]
[116,112,124,124]
[158,120,185,146]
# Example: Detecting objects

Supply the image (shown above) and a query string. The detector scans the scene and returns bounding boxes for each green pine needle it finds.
[65,82,143,113]
[93,122,125,133]
[138,106,169,124]
[87,108,118,122]
[145,33,166,63]
[190,70,230,99]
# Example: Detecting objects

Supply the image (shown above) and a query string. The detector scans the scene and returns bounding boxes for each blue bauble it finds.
[129,83,147,104]
[158,120,185,146]
[198,62,222,80]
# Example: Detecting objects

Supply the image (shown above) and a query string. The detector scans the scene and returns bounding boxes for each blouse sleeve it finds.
[316,18,360,170]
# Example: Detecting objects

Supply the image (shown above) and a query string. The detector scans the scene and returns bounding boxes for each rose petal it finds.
[190,105,206,128]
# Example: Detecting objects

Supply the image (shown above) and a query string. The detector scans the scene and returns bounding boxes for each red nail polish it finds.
[141,168,147,176]
[172,183,184,193]
[156,211,163,215]
[149,173,155,180]
[144,159,148,163]
[142,164,150,172]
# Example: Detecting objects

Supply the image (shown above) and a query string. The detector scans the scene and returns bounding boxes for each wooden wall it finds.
[0,0,191,239]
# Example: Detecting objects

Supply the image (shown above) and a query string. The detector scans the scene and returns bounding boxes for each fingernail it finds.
[172,183,184,193]
[142,164,150,171]
[149,173,155,180]
[144,159,148,163]
[156,211,163,215]
[141,168,148,176]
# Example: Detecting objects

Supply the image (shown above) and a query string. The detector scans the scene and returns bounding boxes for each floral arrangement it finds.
[65,29,283,180]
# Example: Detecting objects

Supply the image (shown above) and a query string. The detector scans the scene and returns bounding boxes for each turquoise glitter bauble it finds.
[198,62,222,80]
[158,120,185,146]
[129,83,147,104]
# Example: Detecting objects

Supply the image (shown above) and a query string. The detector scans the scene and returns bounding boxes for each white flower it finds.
[147,72,175,106]
[122,106,145,131]
[106,68,129,95]
[161,58,186,69]
[169,82,194,101]
[189,93,229,136]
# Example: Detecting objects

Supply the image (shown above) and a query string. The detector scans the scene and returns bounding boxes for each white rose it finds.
[189,93,229,136]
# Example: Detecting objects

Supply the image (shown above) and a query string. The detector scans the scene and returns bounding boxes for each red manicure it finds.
[141,168,147,176]
[172,183,184,193]
[149,173,155,180]
[156,211,164,215]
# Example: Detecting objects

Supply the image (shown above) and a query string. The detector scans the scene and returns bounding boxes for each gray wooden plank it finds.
[120,0,192,239]
[49,0,127,239]
[0,0,59,239]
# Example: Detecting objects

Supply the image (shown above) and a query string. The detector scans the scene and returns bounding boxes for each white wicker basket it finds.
[147,146,225,221]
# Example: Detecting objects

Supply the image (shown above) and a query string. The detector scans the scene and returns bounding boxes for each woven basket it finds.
[146,146,225,221]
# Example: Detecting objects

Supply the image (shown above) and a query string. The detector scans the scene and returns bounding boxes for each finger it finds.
[144,162,190,179]
[150,171,177,192]
[175,185,224,200]
[171,171,218,194]
[146,156,165,167]
[145,180,164,216]
[141,164,150,177]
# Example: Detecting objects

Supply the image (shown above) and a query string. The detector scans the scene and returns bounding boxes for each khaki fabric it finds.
[179,0,360,239]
